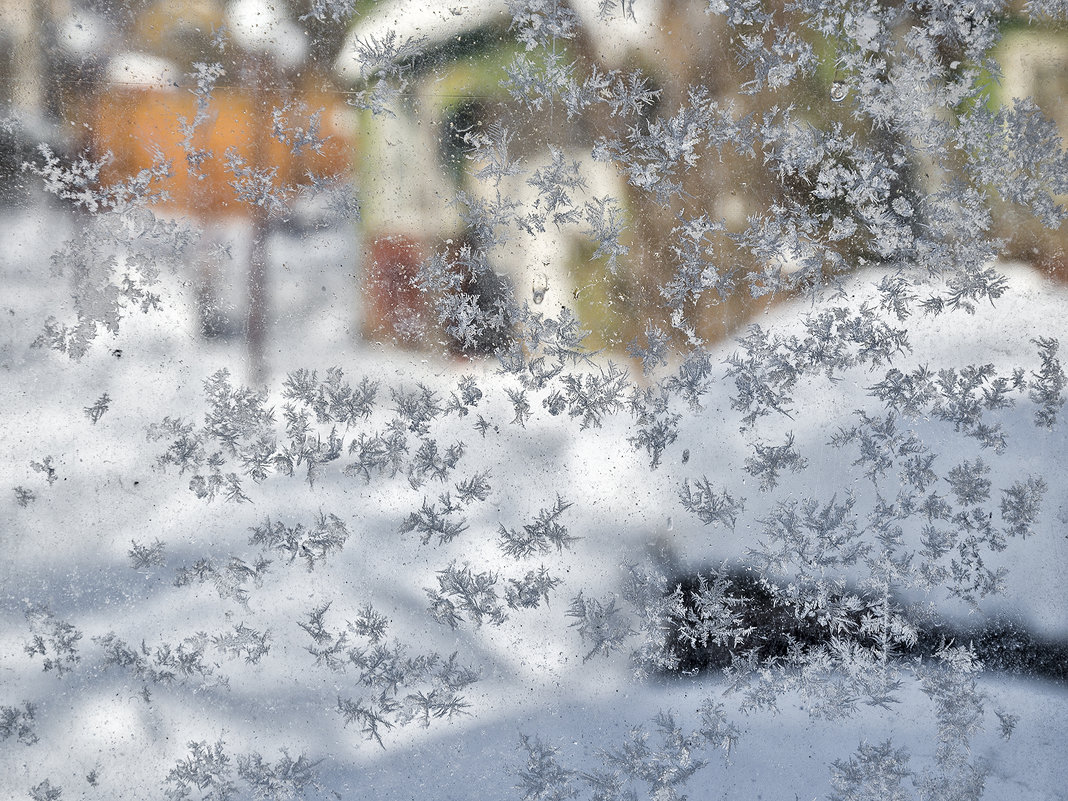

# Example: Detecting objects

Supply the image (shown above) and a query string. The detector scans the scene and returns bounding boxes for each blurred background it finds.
[3,0,1068,377]
[3,9,1068,797]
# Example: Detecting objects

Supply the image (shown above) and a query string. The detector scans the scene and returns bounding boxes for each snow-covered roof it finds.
[226,0,308,69]
[56,7,113,62]
[333,0,666,83]
[334,1,511,84]
[105,52,180,90]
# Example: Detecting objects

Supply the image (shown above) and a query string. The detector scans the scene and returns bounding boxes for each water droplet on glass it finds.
[830,81,848,102]
[532,272,549,305]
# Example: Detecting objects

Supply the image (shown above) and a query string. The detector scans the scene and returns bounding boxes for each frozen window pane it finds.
[2,1,1068,799]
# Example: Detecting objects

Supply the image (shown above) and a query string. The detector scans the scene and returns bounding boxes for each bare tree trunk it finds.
[245,55,270,383]
[246,207,269,382]
[7,0,45,117]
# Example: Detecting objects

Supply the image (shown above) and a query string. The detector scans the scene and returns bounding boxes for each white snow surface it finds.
[1,201,1067,799]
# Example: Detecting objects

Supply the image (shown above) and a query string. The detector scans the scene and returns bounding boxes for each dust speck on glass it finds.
[2,0,1068,799]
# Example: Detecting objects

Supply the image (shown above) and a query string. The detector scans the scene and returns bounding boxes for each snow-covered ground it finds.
[1,200,1066,800]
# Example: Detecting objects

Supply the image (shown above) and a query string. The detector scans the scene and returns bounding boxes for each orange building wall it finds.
[89,86,352,217]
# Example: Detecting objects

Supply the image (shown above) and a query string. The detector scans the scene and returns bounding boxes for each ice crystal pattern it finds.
[11,1,1068,800]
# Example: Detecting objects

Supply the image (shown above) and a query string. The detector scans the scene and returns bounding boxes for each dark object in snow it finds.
[666,566,1068,683]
